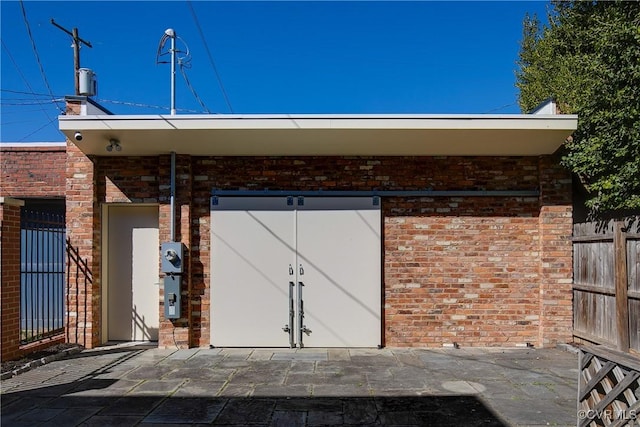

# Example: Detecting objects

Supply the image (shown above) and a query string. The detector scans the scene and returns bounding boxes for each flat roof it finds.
[59,113,578,156]
[0,142,67,147]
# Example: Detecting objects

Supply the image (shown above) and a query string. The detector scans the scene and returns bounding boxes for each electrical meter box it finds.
[161,242,183,273]
[164,274,181,319]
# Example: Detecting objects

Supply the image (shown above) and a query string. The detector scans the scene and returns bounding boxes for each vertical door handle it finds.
[284,280,296,348]
[297,280,304,348]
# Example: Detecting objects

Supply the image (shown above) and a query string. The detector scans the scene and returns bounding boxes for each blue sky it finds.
[1,1,549,142]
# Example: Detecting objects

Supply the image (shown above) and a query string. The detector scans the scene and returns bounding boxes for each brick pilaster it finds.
[158,154,192,349]
[538,155,573,347]
[0,198,25,361]
[65,98,100,349]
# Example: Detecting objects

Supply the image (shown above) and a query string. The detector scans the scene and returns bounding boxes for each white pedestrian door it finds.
[107,205,160,341]
[211,197,381,348]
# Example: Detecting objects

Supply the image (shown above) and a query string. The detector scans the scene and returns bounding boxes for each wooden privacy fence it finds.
[573,217,640,352]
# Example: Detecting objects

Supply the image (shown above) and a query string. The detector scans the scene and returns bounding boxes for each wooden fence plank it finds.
[615,221,630,351]
[630,299,640,352]
[628,238,640,294]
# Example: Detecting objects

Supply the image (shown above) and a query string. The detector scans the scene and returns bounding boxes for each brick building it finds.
[2,97,577,351]
[1,143,67,360]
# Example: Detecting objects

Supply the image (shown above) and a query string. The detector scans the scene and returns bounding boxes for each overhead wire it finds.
[483,102,518,114]
[173,36,211,113]
[180,65,211,113]
[1,108,51,115]
[1,88,60,97]
[95,98,201,113]
[0,89,199,112]
[19,0,64,114]
[187,0,234,113]
[1,40,61,141]
[1,100,65,106]
[18,116,59,142]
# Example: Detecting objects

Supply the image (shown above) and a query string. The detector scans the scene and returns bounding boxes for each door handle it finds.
[285,280,295,348]
[297,280,305,348]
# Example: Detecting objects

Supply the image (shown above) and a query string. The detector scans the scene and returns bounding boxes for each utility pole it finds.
[51,19,92,96]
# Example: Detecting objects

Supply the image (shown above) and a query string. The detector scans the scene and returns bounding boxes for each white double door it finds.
[211,197,381,348]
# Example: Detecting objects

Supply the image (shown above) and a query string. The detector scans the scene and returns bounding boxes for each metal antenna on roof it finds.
[156,28,178,115]
[157,29,199,115]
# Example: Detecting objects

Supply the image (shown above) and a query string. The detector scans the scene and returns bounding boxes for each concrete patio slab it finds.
[1,344,579,426]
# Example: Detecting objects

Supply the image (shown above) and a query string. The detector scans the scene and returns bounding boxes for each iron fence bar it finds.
[20,209,66,344]
[48,214,53,334]
[30,216,35,342]
[38,219,42,340]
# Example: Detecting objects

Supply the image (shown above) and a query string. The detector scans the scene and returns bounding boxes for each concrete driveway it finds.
[1,344,578,426]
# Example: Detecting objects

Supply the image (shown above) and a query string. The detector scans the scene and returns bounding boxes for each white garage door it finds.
[211,197,381,348]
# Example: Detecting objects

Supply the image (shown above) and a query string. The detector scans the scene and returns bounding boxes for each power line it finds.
[180,65,212,113]
[1,108,50,115]
[18,116,60,142]
[1,88,61,97]
[187,0,234,113]
[2,119,51,126]
[1,39,61,141]
[483,101,518,114]
[95,98,201,113]
[1,88,202,113]
[19,0,64,113]
[1,100,65,106]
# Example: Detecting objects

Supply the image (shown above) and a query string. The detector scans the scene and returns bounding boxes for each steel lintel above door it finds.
[211,189,539,197]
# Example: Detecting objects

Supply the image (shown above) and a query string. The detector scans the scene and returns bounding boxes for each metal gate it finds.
[20,210,66,344]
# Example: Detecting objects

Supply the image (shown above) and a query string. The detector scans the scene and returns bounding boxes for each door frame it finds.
[101,203,160,344]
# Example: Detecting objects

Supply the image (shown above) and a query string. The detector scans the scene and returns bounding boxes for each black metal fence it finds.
[20,210,66,344]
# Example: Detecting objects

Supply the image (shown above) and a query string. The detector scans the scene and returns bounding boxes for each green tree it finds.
[516,1,640,215]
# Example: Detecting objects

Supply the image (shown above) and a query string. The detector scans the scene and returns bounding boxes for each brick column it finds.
[538,155,573,347]
[158,154,192,348]
[65,99,101,350]
[66,140,99,348]
[0,198,25,361]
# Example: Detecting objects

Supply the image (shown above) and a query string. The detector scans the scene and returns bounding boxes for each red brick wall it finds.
[187,156,572,348]
[1,145,66,198]
[538,156,573,346]
[65,140,100,348]
[1,200,23,361]
[61,153,572,349]
[384,201,542,346]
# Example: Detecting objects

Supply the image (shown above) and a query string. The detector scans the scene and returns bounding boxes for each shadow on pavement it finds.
[2,378,507,426]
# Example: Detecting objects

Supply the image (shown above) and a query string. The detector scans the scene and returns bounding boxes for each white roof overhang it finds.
[59,114,578,156]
